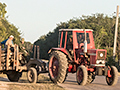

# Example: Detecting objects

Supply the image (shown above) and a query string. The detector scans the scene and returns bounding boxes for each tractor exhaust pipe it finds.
[84,29,87,57]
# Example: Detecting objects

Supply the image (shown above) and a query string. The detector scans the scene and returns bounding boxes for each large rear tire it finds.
[76,65,88,86]
[106,66,118,86]
[49,51,68,83]
[7,71,22,82]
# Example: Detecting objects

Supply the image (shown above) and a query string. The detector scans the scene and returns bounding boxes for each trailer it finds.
[0,44,48,83]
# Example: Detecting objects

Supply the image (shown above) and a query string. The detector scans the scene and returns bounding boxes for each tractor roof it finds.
[59,29,93,32]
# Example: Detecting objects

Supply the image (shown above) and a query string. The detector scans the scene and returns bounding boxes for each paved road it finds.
[58,73,120,90]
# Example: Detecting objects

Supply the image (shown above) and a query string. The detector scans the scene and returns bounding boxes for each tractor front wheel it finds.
[106,66,118,86]
[27,67,37,83]
[49,51,68,83]
[76,65,88,86]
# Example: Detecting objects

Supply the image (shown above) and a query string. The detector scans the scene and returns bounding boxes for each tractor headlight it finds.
[96,60,100,64]
[97,51,105,60]
[102,60,105,64]
[96,60,105,64]
[100,53,103,57]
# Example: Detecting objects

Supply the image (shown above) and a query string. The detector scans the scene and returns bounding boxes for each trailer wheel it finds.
[7,71,22,82]
[27,67,37,83]
[49,51,68,83]
[106,66,118,86]
[76,65,88,86]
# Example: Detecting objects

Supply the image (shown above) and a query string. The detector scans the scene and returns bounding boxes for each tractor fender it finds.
[26,59,46,70]
[48,48,73,61]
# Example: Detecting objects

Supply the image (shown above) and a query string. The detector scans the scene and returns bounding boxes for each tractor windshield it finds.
[77,33,90,44]
[58,31,73,48]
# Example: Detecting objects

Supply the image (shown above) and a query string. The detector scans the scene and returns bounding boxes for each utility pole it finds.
[113,5,119,61]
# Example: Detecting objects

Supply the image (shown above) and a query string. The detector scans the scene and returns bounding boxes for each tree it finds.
[0,2,7,18]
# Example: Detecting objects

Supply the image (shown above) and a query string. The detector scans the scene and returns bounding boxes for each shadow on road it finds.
[65,80,77,83]
[0,77,9,82]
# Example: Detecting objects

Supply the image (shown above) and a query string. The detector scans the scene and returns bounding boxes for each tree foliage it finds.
[0,2,7,18]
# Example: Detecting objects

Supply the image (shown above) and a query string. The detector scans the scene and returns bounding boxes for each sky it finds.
[0,0,120,43]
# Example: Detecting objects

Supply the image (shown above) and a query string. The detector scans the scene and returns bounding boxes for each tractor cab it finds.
[58,29,95,49]
[57,29,95,61]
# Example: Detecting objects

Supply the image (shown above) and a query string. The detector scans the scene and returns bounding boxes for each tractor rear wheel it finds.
[106,66,118,86]
[49,51,68,83]
[76,65,88,85]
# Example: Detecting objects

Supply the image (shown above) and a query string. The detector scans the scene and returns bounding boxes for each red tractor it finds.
[48,29,118,86]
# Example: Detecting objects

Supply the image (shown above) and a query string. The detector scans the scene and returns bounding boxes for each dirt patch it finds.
[0,72,64,90]
[118,72,120,76]
[0,83,9,90]
[8,83,63,90]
